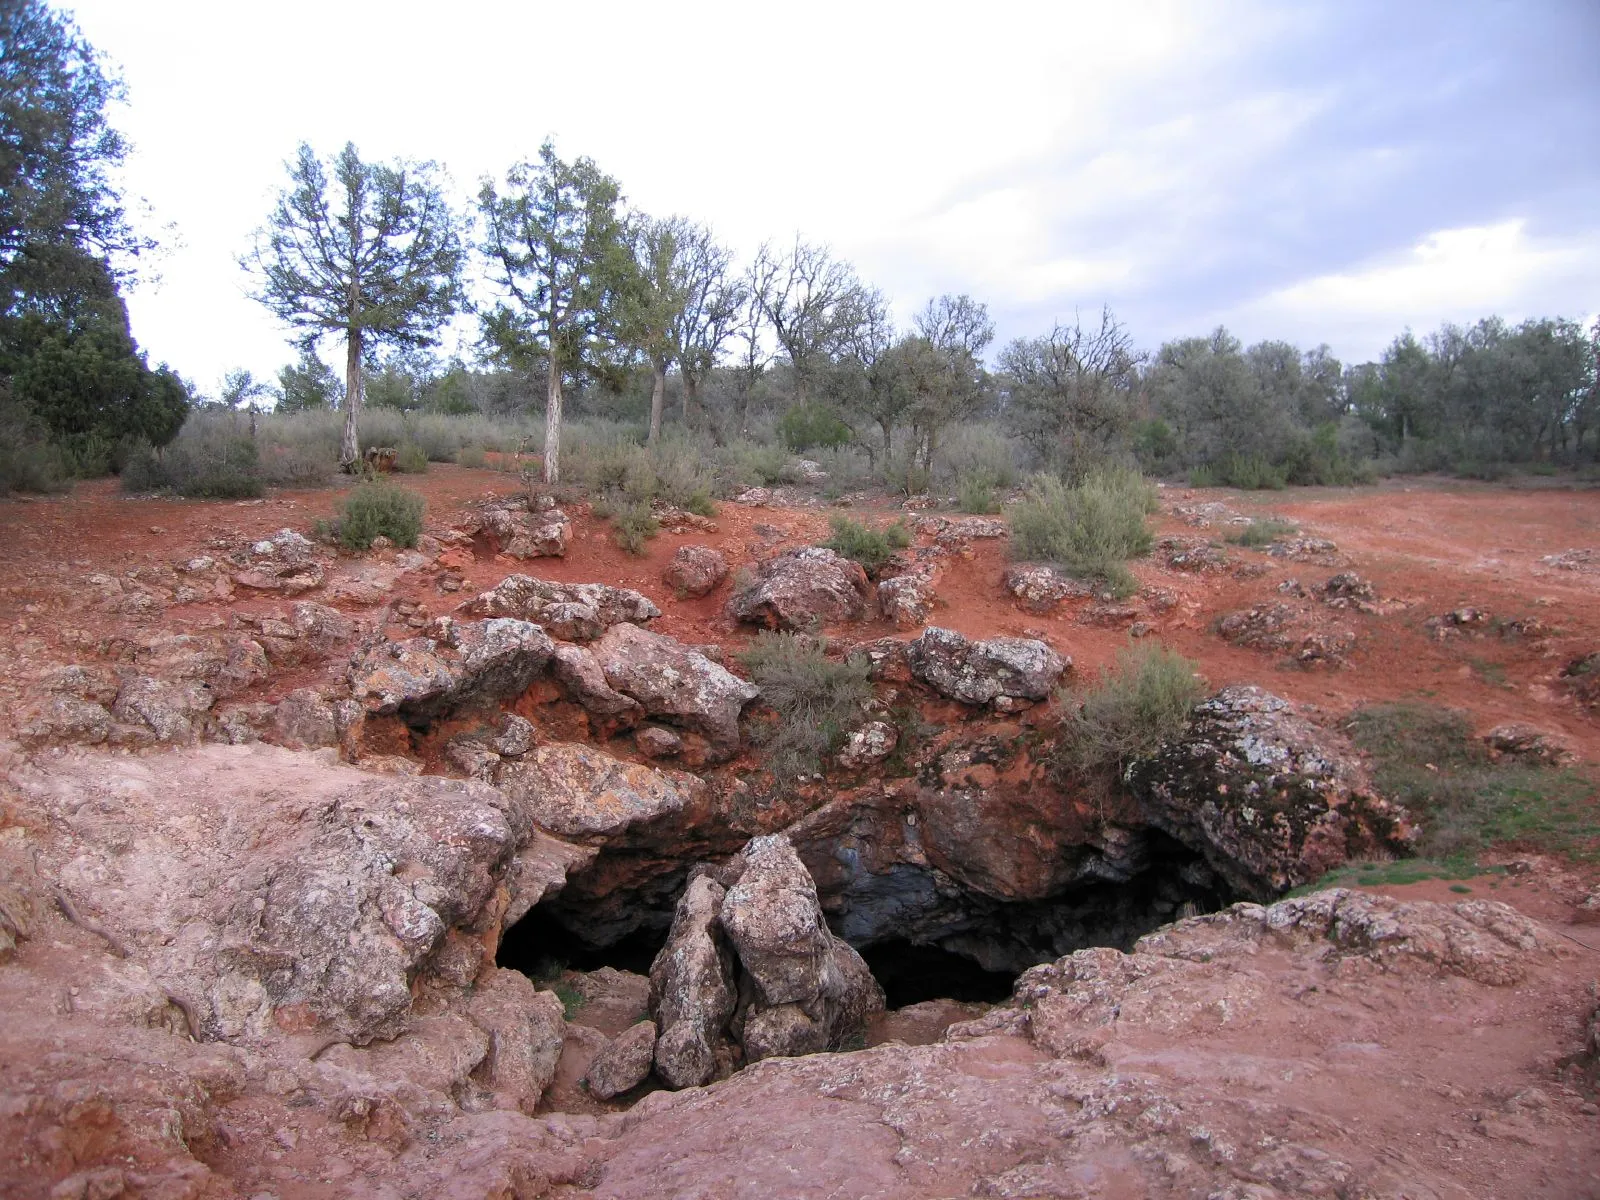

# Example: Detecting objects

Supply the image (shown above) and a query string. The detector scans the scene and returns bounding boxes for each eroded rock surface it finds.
[728,547,872,630]
[663,545,729,598]
[1128,685,1415,896]
[907,625,1068,707]
[457,573,659,639]
[347,616,554,722]
[590,623,759,760]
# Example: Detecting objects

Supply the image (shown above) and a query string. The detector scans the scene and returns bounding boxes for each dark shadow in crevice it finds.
[497,900,667,978]
[859,939,1017,1007]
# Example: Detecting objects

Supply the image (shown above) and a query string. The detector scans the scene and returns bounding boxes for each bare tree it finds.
[914,293,994,359]
[670,224,744,432]
[749,237,865,405]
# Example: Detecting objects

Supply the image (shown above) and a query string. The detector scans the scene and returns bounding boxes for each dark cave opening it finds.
[497,901,667,978]
[859,939,1018,1007]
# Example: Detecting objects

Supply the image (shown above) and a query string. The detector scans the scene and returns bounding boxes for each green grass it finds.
[1344,701,1599,862]
[1054,644,1206,779]
[1227,517,1298,548]
[739,631,874,778]
[1289,858,1501,895]
[1008,467,1156,598]
[820,514,912,576]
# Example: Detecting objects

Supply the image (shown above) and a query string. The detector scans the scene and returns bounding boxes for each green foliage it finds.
[122,428,264,499]
[455,445,487,468]
[1227,517,1298,548]
[337,481,425,550]
[394,443,429,474]
[955,469,1002,514]
[1054,644,1205,778]
[777,402,853,452]
[739,632,873,778]
[1289,859,1497,895]
[596,493,659,555]
[931,424,1019,492]
[0,394,72,493]
[1008,467,1155,596]
[1190,453,1286,490]
[820,514,912,576]
[1345,702,1599,862]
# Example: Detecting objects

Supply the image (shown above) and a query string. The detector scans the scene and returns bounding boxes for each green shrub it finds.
[1190,453,1287,490]
[0,398,73,493]
[821,514,912,576]
[122,431,264,498]
[956,469,1002,514]
[394,443,429,474]
[608,497,659,556]
[777,403,853,453]
[1008,467,1155,596]
[1345,702,1599,862]
[739,631,873,777]
[932,424,1020,491]
[258,441,335,488]
[337,481,424,550]
[455,445,488,468]
[1227,517,1298,548]
[1055,644,1205,778]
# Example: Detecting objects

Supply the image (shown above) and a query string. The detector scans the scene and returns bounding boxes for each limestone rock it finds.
[663,545,729,598]
[649,875,737,1089]
[464,500,572,559]
[110,674,215,743]
[467,969,566,1111]
[636,725,683,759]
[1482,723,1573,765]
[458,574,659,639]
[1002,563,1093,613]
[272,687,339,749]
[347,617,553,722]
[728,547,871,631]
[585,1019,657,1099]
[549,642,643,719]
[906,626,1068,707]
[496,742,702,843]
[836,720,898,770]
[1127,685,1415,897]
[590,623,758,758]
[878,568,939,628]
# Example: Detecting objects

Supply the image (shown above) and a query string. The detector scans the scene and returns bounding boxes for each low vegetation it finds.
[1009,467,1156,597]
[1053,644,1206,779]
[739,631,873,778]
[1227,517,1298,547]
[820,515,912,576]
[1345,702,1599,862]
[334,481,425,550]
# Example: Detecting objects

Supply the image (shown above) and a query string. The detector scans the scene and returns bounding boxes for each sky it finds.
[62,0,1600,397]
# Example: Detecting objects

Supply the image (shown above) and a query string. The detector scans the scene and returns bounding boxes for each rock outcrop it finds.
[649,875,737,1089]
[1127,685,1414,896]
[457,573,659,639]
[728,547,871,630]
[347,616,554,722]
[496,742,704,843]
[663,546,729,597]
[906,625,1068,707]
[589,623,759,760]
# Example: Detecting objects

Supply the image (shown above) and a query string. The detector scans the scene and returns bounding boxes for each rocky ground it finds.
[1,466,1597,1198]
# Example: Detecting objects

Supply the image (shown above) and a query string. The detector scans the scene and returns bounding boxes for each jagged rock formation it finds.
[728,547,872,630]
[347,616,554,722]
[663,545,729,597]
[456,573,659,639]
[1127,685,1415,896]
[906,625,1069,708]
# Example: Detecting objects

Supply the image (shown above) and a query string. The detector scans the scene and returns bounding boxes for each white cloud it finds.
[1227,220,1600,359]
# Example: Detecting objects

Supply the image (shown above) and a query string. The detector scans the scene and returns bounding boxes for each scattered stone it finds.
[549,641,644,720]
[1295,628,1357,667]
[728,547,872,631]
[496,742,702,842]
[462,498,572,559]
[836,720,898,769]
[663,546,729,598]
[906,626,1068,707]
[791,459,828,483]
[1157,536,1228,572]
[457,574,659,640]
[1560,652,1600,707]
[877,567,939,627]
[272,688,340,749]
[1216,602,1299,651]
[584,1020,658,1099]
[652,504,719,534]
[110,674,215,744]
[649,875,737,1089]
[347,618,553,722]
[1128,685,1415,896]
[1003,564,1094,614]
[1483,723,1573,765]
[1322,571,1377,610]
[636,726,683,759]
[1539,548,1599,573]
[214,637,271,698]
[1266,537,1343,564]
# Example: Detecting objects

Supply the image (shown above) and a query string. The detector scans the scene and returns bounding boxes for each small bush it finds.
[1190,453,1287,490]
[821,514,912,576]
[394,443,429,474]
[739,631,873,778]
[338,481,424,550]
[258,441,335,488]
[0,399,73,493]
[1055,645,1205,778]
[1009,467,1155,595]
[1227,517,1298,548]
[932,424,1020,492]
[1345,702,1599,862]
[455,445,488,468]
[123,432,264,498]
[609,497,659,556]
[956,469,1002,514]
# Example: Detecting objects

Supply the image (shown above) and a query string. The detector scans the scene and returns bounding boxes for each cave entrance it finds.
[860,939,1017,1007]
[497,901,667,979]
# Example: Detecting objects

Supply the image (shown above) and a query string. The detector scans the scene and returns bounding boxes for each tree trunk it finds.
[648,361,666,445]
[340,328,364,471]
[683,371,696,428]
[543,363,563,485]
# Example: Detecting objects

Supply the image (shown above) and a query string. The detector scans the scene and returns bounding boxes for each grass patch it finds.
[1227,517,1298,548]
[336,481,425,550]
[739,631,873,778]
[821,514,912,576]
[1008,467,1156,598]
[1289,858,1500,895]
[1054,644,1205,779]
[1345,701,1599,862]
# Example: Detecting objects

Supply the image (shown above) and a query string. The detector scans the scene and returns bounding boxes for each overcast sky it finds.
[64,0,1600,396]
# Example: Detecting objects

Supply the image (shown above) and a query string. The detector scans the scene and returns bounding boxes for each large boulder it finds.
[1126,686,1415,897]
[584,1019,658,1099]
[906,626,1068,707]
[728,547,871,631]
[462,499,571,559]
[717,835,883,1063]
[648,875,737,1089]
[877,567,939,628]
[347,617,553,722]
[663,546,729,598]
[457,574,659,640]
[495,742,703,844]
[589,623,758,759]
[549,642,644,719]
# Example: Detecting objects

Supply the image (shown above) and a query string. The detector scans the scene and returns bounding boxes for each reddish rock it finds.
[728,547,871,631]
[663,546,729,598]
